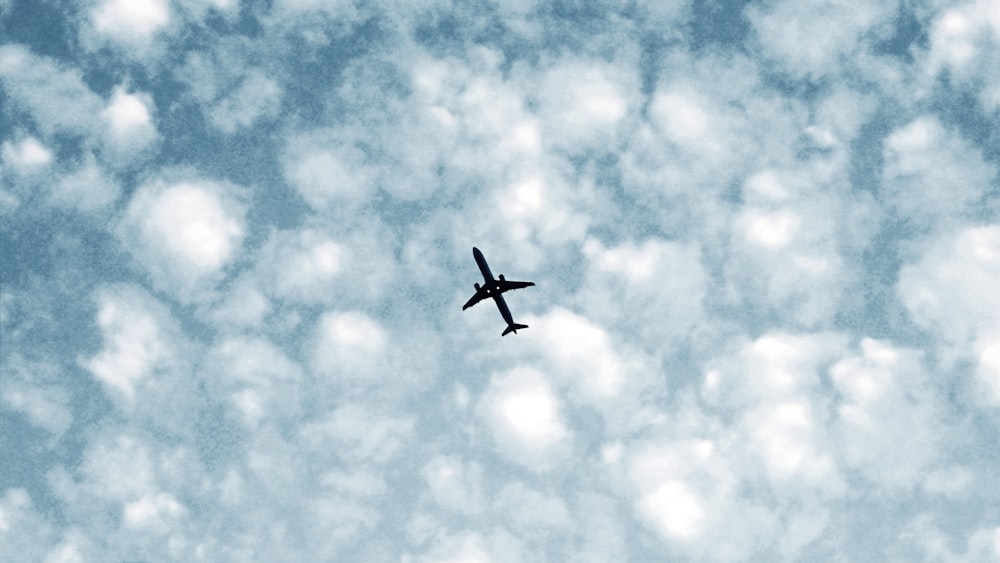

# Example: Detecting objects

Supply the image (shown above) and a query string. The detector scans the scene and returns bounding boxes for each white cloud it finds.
[1,137,53,174]
[977,330,1000,403]
[569,494,628,562]
[0,184,18,214]
[298,404,415,464]
[524,308,665,435]
[433,52,540,167]
[204,335,303,428]
[638,479,706,539]
[1,136,55,205]
[122,492,185,530]
[310,310,387,382]
[899,225,1000,342]
[626,438,774,559]
[177,45,241,103]
[535,57,637,152]
[91,0,171,47]
[882,117,995,230]
[82,285,173,401]
[44,432,209,561]
[495,377,565,442]
[0,45,104,136]
[422,455,485,516]
[966,526,1000,560]
[408,529,523,563]
[300,466,387,557]
[53,155,120,212]
[703,332,846,407]
[204,275,271,330]
[634,0,689,24]
[1,357,73,439]
[43,535,88,563]
[479,367,570,472]
[930,8,981,70]
[830,338,951,489]
[269,0,362,18]
[620,52,797,206]
[725,165,870,328]
[330,45,618,212]
[254,221,396,307]
[63,433,158,502]
[103,87,154,137]
[746,399,837,483]
[740,208,802,249]
[580,237,706,348]
[176,45,282,134]
[923,1,1000,111]
[491,173,591,248]
[700,332,847,507]
[0,489,57,561]
[747,0,896,78]
[118,177,247,300]
[590,237,674,283]
[145,185,242,269]
[366,46,535,201]
[922,466,975,497]
[649,91,711,145]
[7,1,1000,560]
[304,496,382,559]
[899,225,1000,399]
[174,0,239,23]
[495,481,570,532]
[257,229,345,302]
[78,284,209,440]
[320,469,386,498]
[208,70,282,133]
[657,61,758,136]
[283,137,376,210]
[102,86,157,161]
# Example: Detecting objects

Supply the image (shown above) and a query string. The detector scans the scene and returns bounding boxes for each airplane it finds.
[462,247,535,336]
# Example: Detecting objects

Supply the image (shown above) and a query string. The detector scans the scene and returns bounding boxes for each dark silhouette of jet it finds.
[462,247,535,336]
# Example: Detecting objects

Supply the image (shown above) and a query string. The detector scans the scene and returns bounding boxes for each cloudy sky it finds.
[2,0,1000,560]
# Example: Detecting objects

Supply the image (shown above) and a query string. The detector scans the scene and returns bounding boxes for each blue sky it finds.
[2,0,999,560]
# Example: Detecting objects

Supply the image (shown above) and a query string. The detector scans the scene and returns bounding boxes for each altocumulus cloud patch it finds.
[2,0,1000,561]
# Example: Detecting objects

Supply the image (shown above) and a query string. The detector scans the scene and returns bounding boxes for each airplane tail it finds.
[502,323,529,337]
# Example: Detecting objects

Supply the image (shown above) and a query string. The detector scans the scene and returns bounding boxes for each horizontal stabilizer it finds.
[502,323,529,337]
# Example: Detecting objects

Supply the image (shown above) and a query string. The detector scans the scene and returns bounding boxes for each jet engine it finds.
[474,282,480,290]
[499,274,505,282]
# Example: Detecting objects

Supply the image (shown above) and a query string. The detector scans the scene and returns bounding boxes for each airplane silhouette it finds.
[462,247,535,336]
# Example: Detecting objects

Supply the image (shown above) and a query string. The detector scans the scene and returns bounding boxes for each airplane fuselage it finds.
[473,247,495,283]
[491,288,516,326]
[473,247,516,325]
[465,247,532,335]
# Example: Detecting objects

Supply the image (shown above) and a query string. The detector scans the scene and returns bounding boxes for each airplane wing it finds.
[498,279,535,293]
[462,288,490,310]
